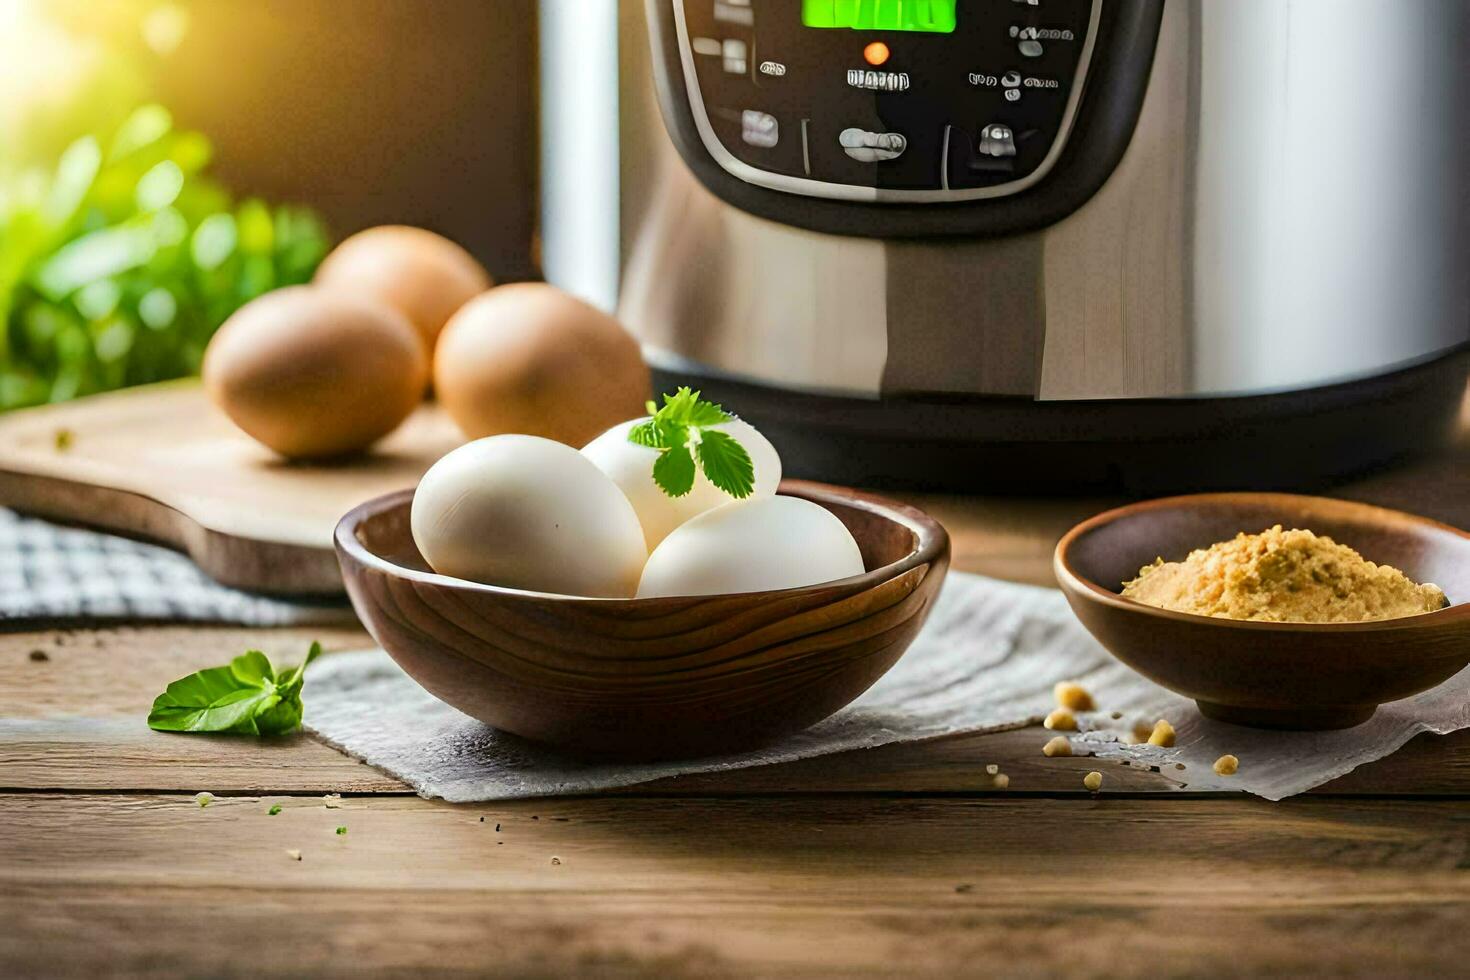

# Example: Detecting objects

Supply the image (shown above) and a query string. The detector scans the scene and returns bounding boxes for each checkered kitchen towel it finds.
[0,508,354,625]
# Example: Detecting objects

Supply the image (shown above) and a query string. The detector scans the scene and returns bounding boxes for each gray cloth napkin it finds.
[0,508,353,625]
[304,571,1470,801]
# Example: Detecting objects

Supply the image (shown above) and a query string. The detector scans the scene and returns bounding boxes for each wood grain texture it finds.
[1056,493,1470,729]
[0,381,462,595]
[0,624,406,794]
[4,383,1470,975]
[337,483,950,759]
[7,624,1469,797]
[3,793,1468,978]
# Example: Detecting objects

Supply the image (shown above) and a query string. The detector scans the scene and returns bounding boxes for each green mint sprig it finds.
[628,388,755,500]
[147,642,321,736]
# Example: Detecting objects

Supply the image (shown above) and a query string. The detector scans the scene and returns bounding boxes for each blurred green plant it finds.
[0,103,329,411]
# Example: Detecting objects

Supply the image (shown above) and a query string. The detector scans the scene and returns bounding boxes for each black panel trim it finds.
[651,345,1470,494]
[646,0,1165,239]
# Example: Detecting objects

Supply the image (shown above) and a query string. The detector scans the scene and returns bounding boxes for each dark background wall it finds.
[147,0,539,282]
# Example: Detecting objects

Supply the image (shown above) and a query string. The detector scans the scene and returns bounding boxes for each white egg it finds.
[410,434,647,597]
[637,495,865,598]
[581,416,782,550]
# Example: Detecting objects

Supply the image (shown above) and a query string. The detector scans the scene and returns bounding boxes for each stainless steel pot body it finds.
[543,0,1470,402]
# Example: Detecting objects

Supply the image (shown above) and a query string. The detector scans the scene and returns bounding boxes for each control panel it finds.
[672,0,1102,203]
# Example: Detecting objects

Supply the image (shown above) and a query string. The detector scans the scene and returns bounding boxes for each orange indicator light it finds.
[863,41,891,66]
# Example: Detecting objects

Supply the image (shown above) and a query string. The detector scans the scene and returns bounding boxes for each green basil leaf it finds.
[627,418,663,449]
[253,697,304,737]
[652,445,697,497]
[230,650,274,686]
[696,429,756,499]
[146,664,277,734]
[276,642,322,696]
[147,643,320,736]
[640,388,756,499]
[658,386,699,421]
[681,397,733,429]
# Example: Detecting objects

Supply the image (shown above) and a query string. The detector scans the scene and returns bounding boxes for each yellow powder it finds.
[1121,525,1447,623]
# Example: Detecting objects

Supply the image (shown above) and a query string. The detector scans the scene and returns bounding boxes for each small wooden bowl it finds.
[335,480,949,759]
[1054,493,1470,730]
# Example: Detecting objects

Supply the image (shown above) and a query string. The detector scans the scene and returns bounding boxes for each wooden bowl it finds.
[1054,493,1470,730]
[335,480,949,759]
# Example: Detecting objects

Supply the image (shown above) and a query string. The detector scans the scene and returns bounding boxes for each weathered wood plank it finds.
[0,624,371,717]
[2,793,1466,977]
[0,717,407,794]
[4,625,1469,797]
[626,726,1470,798]
[0,717,1179,795]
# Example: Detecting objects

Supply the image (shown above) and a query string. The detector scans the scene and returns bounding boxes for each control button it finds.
[741,110,779,148]
[722,39,747,74]
[692,37,722,57]
[1018,39,1043,57]
[713,1,753,26]
[846,69,910,92]
[758,60,787,77]
[839,128,907,162]
[1002,69,1023,102]
[978,124,1017,158]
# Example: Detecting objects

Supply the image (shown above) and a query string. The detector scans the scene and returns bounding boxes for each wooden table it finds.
[5,390,1470,977]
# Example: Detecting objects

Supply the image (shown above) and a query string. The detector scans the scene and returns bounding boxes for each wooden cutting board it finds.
[0,381,463,596]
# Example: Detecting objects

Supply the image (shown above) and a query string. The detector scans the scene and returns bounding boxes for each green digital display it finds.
[802,0,958,34]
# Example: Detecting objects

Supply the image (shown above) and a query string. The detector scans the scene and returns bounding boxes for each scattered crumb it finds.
[495,823,501,832]
[1083,771,1103,792]
[1148,719,1176,747]
[1213,754,1239,776]
[993,774,1010,789]
[550,856,562,865]
[286,849,302,861]
[1129,719,1154,744]
[1175,763,1187,771]
[54,428,74,452]
[985,764,999,776]
[1043,708,1077,731]
[1109,711,1123,720]
[1042,736,1072,758]
[28,650,49,662]
[1054,681,1094,712]
[955,884,974,894]
[532,815,539,820]
[335,826,347,836]
[323,794,343,809]
[194,792,214,808]
[479,816,484,822]
[268,804,282,816]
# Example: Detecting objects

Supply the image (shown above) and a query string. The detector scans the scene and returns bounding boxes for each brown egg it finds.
[313,225,492,353]
[434,283,651,447]
[203,286,428,459]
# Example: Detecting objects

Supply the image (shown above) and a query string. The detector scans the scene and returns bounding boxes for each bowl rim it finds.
[1053,491,1470,634]
[335,478,949,605]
